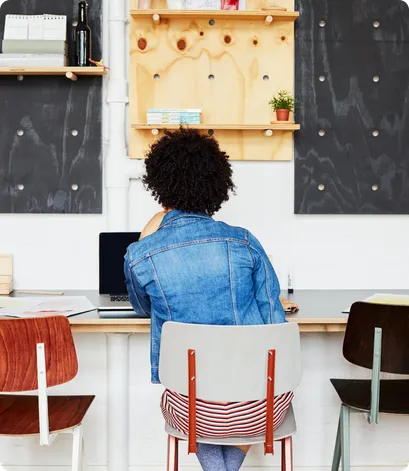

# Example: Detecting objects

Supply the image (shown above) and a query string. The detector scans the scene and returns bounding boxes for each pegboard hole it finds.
[372,184,379,191]
[372,129,379,137]
[16,129,24,136]
[72,20,78,26]
[71,184,79,191]
[318,183,325,191]
[71,129,79,136]
[17,75,24,81]
[17,184,24,191]
[263,75,269,81]
[253,39,258,45]
[318,129,326,137]
[208,74,215,80]
[373,20,380,28]
[281,35,286,41]
[209,19,215,26]
[154,74,160,80]
[319,75,326,82]
[208,129,214,136]
[319,20,326,27]
[199,31,204,36]
[373,75,380,82]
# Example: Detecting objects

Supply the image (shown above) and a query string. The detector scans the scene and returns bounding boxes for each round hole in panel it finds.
[17,129,24,136]
[373,75,380,82]
[319,20,326,27]
[373,20,380,28]
[17,75,24,81]
[200,31,204,36]
[319,75,325,82]
[208,74,215,80]
[17,184,24,191]
[71,184,79,191]
[318,129,326,136]
[372,129,379,137]
[153,73,160,80]
[318,183,325,191]
[263,75,269,81]
[71,129,79,136]
[372,184,379,191]
[208,129,214,136]
[209,19,215,26]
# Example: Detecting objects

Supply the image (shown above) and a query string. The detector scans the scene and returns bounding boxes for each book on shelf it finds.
[0,54,68,66]
[147,108,202,113]
[2,40,68,55]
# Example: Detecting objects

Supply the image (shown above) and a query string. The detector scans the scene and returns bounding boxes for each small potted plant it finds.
[269,90,298,122]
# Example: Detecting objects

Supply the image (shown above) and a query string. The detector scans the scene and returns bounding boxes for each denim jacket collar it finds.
[159,210,212,230]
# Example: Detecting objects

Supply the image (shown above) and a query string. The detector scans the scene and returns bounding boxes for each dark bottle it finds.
[75,1,92,66]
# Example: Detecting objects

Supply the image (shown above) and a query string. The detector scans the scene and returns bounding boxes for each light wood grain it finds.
[0,67,107,76]
[0,255,12,276]
[129,0,296,161]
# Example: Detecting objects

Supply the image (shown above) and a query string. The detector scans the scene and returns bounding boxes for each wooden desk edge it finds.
[70,317,346,333]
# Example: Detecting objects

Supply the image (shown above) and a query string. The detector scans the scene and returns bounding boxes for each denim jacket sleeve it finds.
[247,231,286,324]
[124,250,151,317]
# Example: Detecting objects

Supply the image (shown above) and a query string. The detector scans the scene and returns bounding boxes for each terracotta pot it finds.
[276,109,290,121]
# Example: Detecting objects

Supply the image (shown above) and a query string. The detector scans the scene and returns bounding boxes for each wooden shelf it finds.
[0,66,107,78]
[130,9,299,22]
[132,123,301,131]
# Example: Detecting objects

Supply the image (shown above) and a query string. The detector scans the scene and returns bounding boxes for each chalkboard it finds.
[0,0,102,213]
[295,0,409,214]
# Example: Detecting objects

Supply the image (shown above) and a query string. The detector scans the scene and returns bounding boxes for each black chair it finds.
[330,301,409,471]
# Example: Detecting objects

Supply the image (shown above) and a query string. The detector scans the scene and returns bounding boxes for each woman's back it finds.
[125,210,285,383]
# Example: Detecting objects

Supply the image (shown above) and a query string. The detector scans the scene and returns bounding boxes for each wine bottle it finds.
[75,1,92,66]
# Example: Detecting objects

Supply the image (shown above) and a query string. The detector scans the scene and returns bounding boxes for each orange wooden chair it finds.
[0,316,95,471]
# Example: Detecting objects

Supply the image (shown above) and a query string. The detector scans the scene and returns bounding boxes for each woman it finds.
[124,128,298,471]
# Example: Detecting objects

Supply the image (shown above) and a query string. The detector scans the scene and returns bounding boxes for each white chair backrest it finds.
[159,322,302,403]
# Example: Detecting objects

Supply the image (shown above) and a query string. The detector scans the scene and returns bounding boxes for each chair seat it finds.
[331,379,409,414]
[0,394,95,435]
[165,403,296,446]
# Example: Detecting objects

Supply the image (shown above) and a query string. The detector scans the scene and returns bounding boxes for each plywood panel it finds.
[294,0,409,214]
[129,0,296,160]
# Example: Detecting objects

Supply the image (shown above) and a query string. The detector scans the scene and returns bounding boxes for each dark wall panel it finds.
[295,0,409,214]
[0,0,102,213]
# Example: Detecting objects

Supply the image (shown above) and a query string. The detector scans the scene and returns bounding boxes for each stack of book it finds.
[0,255,13,295]
[147,108,202,125]
[0,14,67,67]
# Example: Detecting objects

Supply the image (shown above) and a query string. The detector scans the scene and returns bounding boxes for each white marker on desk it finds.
[288,270,294,294]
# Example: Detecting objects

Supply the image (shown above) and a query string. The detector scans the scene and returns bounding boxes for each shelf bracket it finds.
[65,71,78,81]
[152,13,161,25]
[265,15,273,25]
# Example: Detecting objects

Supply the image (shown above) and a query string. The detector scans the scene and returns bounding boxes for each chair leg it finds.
[281,436,293,471]
[167,435,179,471]
[331,413,342,471]
[340,405,351,471]
[72,425,83,471]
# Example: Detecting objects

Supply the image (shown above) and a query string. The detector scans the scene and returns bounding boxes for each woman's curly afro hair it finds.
[143,128,235,216]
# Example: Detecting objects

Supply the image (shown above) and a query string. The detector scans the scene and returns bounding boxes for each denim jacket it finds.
[124,210,285,384]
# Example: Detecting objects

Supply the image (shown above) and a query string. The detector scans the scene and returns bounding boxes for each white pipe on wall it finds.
[105,0,143,232]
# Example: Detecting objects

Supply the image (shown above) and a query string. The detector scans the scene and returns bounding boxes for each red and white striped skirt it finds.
[161,389,294,438]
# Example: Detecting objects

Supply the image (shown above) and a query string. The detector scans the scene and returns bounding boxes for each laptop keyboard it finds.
[110,295,130,302]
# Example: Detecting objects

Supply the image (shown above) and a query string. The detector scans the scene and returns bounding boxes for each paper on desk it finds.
[0,296,95,318]
[342,293,409,314]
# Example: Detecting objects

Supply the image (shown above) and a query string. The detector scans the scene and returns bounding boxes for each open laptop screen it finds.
[99,232,140,295]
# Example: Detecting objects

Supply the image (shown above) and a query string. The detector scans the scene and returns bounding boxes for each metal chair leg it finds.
[331,413,341,471]
[167,435,179,471]
[340,405,350,471]
[281,436,293,471]
[72,425,83,471]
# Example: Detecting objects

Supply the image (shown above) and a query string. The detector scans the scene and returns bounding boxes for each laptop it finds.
[98,232,141,312]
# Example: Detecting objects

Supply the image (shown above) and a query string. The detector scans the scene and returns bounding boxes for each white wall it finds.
[2,160,408,290]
